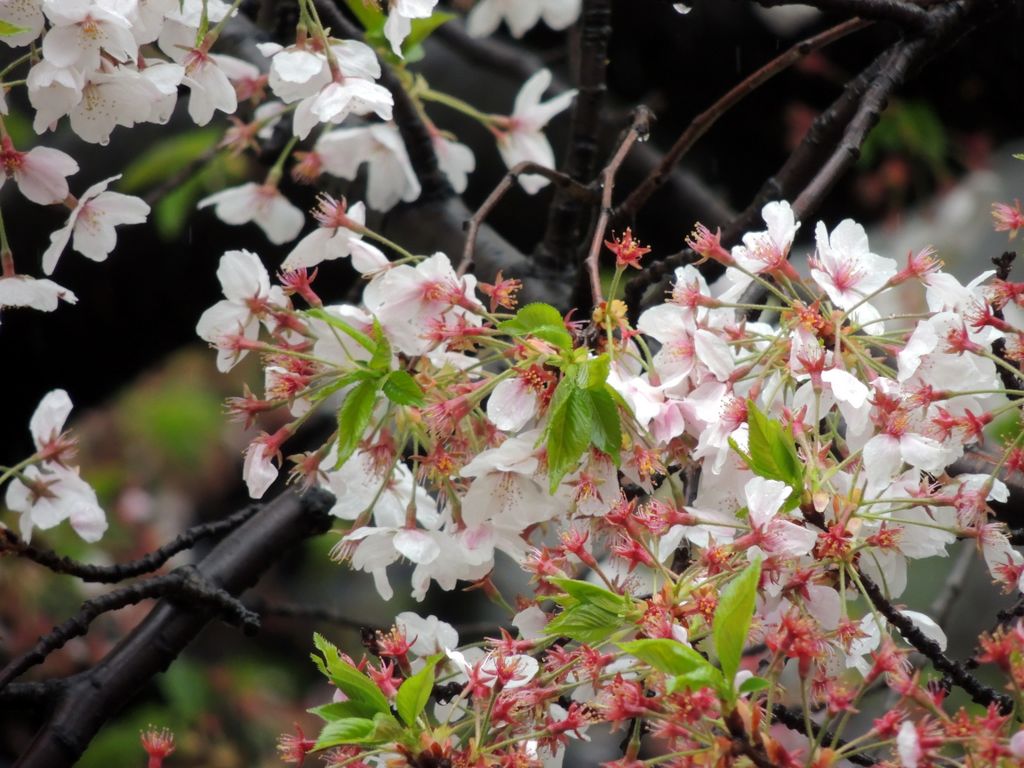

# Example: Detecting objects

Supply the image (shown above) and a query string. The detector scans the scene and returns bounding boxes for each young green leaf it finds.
[587,387,622,465]
[0,19,27,36]
[547,577,630,615]
[738,676,771,695]
[497,302,573,351]
[314,717,379,750]
[369,318,392,371]
[712,559,762,692]
[312,634,391,718]
[306,308,377,354]
[544,603,622,646]
[382,370,425,407]
[737,400,803,508]
[402,11,456,54]
[544,379,594,492]
[617,638,715,677]
[344,0,386,31]
[335,378,382,469]
[396,656,440,725]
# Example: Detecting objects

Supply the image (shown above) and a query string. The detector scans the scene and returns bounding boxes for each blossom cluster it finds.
[179,188,1024,765]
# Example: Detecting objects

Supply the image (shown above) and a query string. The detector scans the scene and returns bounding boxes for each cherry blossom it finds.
[196,249,285,372]
[467,0,581,38]
[496,68,577,193]
[0,0,46,46]
[383,0,438,57]
[810,218,897,311]
[0,274,78,317]
[42,174,149,275]
[6,464,108,542]
[432,133,475,194]
[730,200,800,276]
[198,182,304,245]
[395,611,458,656]
[316,124,421,211]
[41,0,138,72]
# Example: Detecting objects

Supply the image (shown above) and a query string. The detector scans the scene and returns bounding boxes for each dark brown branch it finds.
[615,18,871,223]
[580,107,653,307]
[13,488,335,768]
[856,569,1013,713]
[459,162,594,276]
[754,0,932,30]
[251,597,384,631]
[540,0,613,269]
[771,705,876,766]
[0,504,260,583]
[0,566,260,692]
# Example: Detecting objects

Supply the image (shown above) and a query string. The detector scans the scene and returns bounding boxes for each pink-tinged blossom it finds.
[0,0,45,47]
[486,375,540,433]
[41,0,137,72]
[316,124,421,211]
[6,464,107,542]
[810,219,897,310]
[432,133,475,194]
[861,417,954,490]
[496,69,577,194]
[395,611,458,656]
[383,0,438,57]
[0,137,78,204]
[992,199,1024,239]
[242,438,279,499]
[607,366,687,445]
[29,388,73,456]
[196,249,285,372]
[42,174,149,275]
[459,430,558,529]
[467,0,581,38]
[282,197,379,272]
[198,182,304,245]
[69,67,165,145]
[739,477,816,559]
[0,275,78,317]
[181,50,240,126]
[319,449,437,529]
[730,200,800,276]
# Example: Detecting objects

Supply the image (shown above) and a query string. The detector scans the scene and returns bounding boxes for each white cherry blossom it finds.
[41,0,137,71]
[432,133,475,194]
[0,275,78,317]
[395,611,458,656]
[198,182,304,245]
[497,68,577,193]
[196,249,285,372]
[0,137,78,204]
[810,219,897,310]
[730,200,800,275]
[0,0,45,47]
[42,174,149,274]
[316,123,421,211]
[6,464,107,542]
[383,0,438,57]
[467,0,581,38]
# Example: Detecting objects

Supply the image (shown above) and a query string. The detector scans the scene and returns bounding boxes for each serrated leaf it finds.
[740,400,802,506]
[712,559,762,695]
[587,387,621,465]
[335,379,381,469]
[582,354,610,389]
[396,656,439,725]
[369,318,392,371]
[307,308,377,354]
[544,379,593,493]
[617,638,715,677]
[544,603,622,645]
[498,303,572,351]
[547,577,629,615]
[313,717,379,750]
[312,634,391,718]
[382,370,425,406]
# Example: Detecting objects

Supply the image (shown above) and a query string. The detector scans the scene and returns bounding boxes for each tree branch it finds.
[540,0,613,269]
[12,488,335,768]
[614,17,871,224]
[0,504,261,583]
[857,569,1012,713]
[753,0,932,30]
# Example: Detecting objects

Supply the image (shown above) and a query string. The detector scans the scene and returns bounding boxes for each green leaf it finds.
[547,577,630,615]
[313,718,379,750]
[739,400,803,508]
[344,0,386,31]
[307,308,377,354]
[544,378,594,492]
[402,11,455,54]
[712,559,762,694]
[382,370,425,407]
[738,676,770,695]
[312,634,391,718]
[396,656,439,726]
[544,603,622,646]
[119,128,221,192]
[498,302,573,352]
[369,318,392,371]
[587,387,622,465]
[0,19,28,36]
[1014,153,1024,161]
[666,664,727,694]
[617,638,715,677]
[335,378,382,469]
[309,701,374,722]
[581,354,610,389]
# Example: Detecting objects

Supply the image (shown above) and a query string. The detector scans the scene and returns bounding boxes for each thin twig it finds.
[0,504,261,583]
[458,162,593,276]
[857,569,1013,713]
[615,18,871,223]
[582,107,653,307]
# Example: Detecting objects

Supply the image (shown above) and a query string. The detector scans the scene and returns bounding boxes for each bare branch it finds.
[754,0,932,30]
